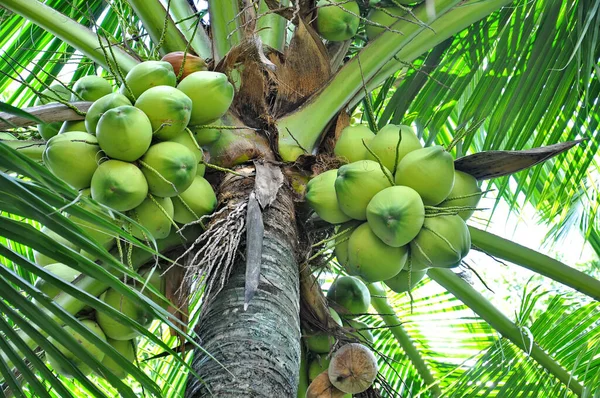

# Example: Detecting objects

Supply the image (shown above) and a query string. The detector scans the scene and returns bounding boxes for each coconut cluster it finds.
[306,124,482,292]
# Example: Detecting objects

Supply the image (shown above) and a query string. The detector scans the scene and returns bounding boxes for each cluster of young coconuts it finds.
[31,54,235,379]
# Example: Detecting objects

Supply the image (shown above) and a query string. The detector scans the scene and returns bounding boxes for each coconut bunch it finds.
[40,58,235,254]
[305,124,482,292]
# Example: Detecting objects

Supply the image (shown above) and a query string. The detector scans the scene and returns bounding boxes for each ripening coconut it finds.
[140,142,197,197]
[96,105,153,161]
[346,222,408,282]
[172,175,217,224]
[58,120,87,134]
[99,338,136,379]
[384,269,427,293]
[306,370,348,398]
[33,226,79,266]
[35,84,71,140]
[365,124,422,172]
[304,309,343,354]
[306,169,352,224]
[410,214,471,269]
[119,61,177,100]
[71,75,113,101]
[395,146,455,205]
[328,343,378,394]
[134,85,193,140]
[316,0,360,42]
[46,319,107,377]
[335,160,392,220]
[327,276,371,319]
[334,125,375,164]
[85,93,132,134]
[439,170,482,220]
[161,51,207,82]
[43,131,101,189]
[96,288,154,340]
[91,160,148,212]
[309,355,331,382]
[129,196,174,240]
[366,185,425,247]
[177,71,234,126]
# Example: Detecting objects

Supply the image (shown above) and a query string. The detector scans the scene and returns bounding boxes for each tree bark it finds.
[185,174,301,397]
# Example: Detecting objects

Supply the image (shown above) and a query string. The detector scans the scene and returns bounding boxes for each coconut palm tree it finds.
[0,0,598,397]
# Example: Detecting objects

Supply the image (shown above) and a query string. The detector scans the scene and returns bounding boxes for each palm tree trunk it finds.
[185,175,301,397]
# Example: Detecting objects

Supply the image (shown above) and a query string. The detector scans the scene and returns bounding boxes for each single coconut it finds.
[33,226,80,266]
[327,276,371,319]
[306,169,352,224]
[365,6,406,40]
[100,338,136,379]
[33,263,81,306]
[306,370,348,398]
[129,196,174,240]
[169,129,204,164]
[365,124,422,172]
[43,131,101,189]
[91,160,148,212]
[333,221,359,267]
[160,51,207,82]
[58,120,87,134]
[172,175,217,224]
[46,319,107,377]
[410,214,471,268]
[85,93,132,134]
[366,185,425,247]
[383,269,427,293]
[309,356,331,382]
[343,320,374,346]
[177,71,234,126]
[328,343,378,394]
[304,309,343,354]
[316,0,360,42]
[119,61,177,100]
[96,105,153,161]
[191,119,223,146]
[346,222,408,282]
[140,142,197,197]
[395,146,455,205]
[334,125,375,164]
[35,84,71,140]
[134,85,193,140]
[439,170,482,220]
[96,288,153,340]
[71,75,113,101]
[67,189,120,249]
[335,160,392,220]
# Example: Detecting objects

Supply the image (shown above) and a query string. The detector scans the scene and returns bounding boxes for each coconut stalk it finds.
[368,282,442,397]
[168,0,212,59]
[427,268,585,397]
[126,0,188,56]
[0,0,139,73]
[276,0,512,161]
[469,226,600,302]
[208,0,243,61]
[257,0,289,52]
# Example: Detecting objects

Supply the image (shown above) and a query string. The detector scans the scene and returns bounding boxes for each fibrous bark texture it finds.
[186,176,301,397]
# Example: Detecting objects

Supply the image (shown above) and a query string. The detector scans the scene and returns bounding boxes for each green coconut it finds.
[365,7,406,40]
[308,355,331,382]
[172,175,217,224]
[304,308,343,354]
[96,288,154,340]
[33,226,80,266]
[366,186,425,247]
[33,263,81,306]
[46,319,107,377]
[140,142,197,197]
[334,125,375,164]
[134,85,193,140]
[100,338,136,379]
[306,169,351,224]
[365,124,422,172]
[327,276,370,318]
[169,129,205,176]
[35,84,71,140]
[346,222,408,282]
[177,71,234,126]
[43,131,100,189]
[384,269,427,293]
[334,221,360,267]
[68,189,120,249]
[71,75,113,101]
[58,120,87,134]
[130,196,174,240]
[316,0,360,41]
[395,146,455,206]
[335,160,392,220]
[191,119,223,146]
[85,93,132,135]
[343,319,374,345]
[96,105,153,161]
[439,170,482,220]
[91,160,148,212]
[119,61,177,101]
[410,214,471,269]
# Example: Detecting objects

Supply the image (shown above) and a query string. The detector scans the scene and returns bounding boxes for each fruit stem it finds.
[311,225,355,248]
[361,139,394,186]
[391,127,403,177]
[257,0,290,52]
[202,161,245,177]
[168,0,212,59]
[207,0,242,61]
